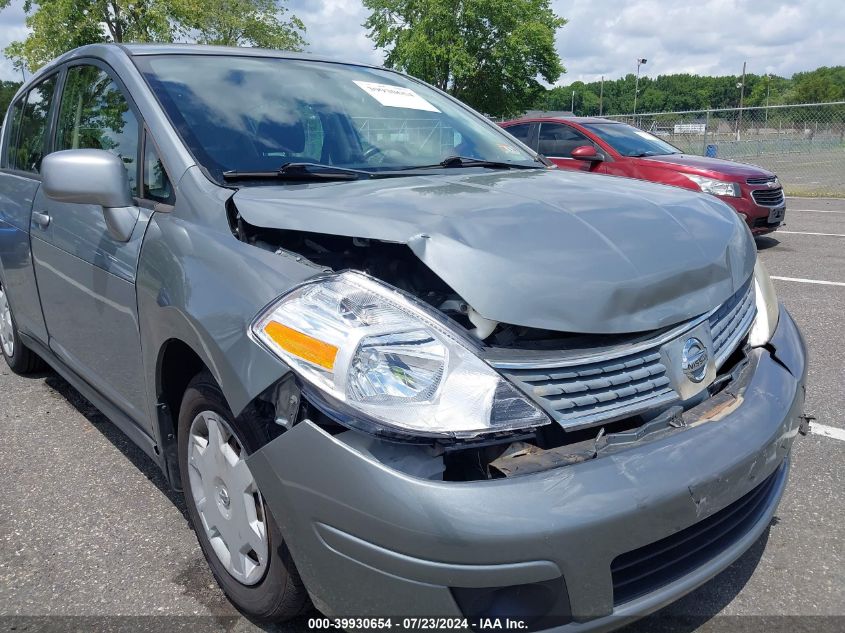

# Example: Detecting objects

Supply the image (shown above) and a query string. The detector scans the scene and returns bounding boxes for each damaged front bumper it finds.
[247,306,807,631]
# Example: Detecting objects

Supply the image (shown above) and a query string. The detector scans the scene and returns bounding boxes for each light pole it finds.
[571,90,575,115]
[633,58,647,117]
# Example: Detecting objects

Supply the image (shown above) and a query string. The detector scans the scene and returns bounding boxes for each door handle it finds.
[32,211,51,228]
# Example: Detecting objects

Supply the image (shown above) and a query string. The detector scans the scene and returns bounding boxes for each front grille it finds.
[611,466,781,605]
[493,281,756,431]
[746,175,777,185]
[708,278,756,366]
[497,349,675,431]
[751,187,785,207]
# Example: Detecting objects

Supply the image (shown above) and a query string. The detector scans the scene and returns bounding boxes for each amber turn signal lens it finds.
[263,321,338,369]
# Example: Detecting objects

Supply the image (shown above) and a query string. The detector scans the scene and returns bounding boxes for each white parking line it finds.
[786,196,845,201]
[809,422,845,442]
[771,276,845,287]
[790,208,845,214]
[777,230,845,237]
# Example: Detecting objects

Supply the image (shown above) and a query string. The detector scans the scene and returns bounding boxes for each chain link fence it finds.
[605,102,845,197]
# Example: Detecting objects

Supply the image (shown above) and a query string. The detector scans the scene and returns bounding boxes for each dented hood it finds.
[232,169,756,334]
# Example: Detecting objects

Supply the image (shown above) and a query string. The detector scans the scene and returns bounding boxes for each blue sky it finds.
[2,0,843,82]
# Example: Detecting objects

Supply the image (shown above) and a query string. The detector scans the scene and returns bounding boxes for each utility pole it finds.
[599,76,604,116]
[571,90,575,115]
[736,60,746,141]
[633,58,647,117]
[765,73,771,125]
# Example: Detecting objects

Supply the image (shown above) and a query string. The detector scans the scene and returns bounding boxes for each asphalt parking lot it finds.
[1,198,844,633]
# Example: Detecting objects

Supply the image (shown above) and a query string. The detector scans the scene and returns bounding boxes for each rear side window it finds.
[56,65,139,194]
[8,75,57,173]
[505,123,533,144]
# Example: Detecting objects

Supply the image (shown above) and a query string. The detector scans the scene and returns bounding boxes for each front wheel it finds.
[0,281,43,374]
[178,372,309,621]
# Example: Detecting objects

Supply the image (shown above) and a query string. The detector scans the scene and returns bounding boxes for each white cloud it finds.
[551,0,845,83]
[0,0,29,81]
[1,0,842,82]
[289,0,383,66]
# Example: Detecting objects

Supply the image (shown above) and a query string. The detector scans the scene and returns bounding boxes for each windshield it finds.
[134,55,539,181]
[581,122,681,157]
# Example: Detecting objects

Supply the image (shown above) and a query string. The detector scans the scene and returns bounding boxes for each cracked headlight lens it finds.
[685,174,741,197]
[748,261,779,346]
[251,271,549,439]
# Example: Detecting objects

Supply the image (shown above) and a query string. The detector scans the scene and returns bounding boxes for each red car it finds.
[501,117,785,235]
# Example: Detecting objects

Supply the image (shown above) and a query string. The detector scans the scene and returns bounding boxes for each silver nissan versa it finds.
[0,44,807,631]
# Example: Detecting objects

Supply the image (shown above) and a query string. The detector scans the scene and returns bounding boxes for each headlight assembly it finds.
[685,174,741,197]
[251,271,550,440]
[748,261,779,346]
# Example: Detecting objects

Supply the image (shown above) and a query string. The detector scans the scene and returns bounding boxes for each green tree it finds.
[2,0,305,72]
[363,0,566,117]
[170,0,305,48]
[530,66,845,116]
[787,66,845,103]
[746,74,789,107]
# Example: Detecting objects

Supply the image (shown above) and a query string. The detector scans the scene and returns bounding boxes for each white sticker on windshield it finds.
[353,81,440,112]
[633,130,656,139]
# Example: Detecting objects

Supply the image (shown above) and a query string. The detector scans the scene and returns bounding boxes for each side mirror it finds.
[42,149,138,242]
[571,145,605,162]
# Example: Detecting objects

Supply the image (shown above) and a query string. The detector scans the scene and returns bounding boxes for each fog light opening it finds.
[451,577,571,631]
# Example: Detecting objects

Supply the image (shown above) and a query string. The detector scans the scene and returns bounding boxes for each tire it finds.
[177,371,309,622]
[0,281,44,375]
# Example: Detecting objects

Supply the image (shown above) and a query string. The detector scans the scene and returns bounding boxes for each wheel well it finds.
[157,339,207,489]
[159,339,206,419]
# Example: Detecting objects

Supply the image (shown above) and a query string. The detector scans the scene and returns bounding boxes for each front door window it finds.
[56,65,139,195]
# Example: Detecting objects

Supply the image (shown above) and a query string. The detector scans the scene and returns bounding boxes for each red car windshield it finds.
[581,122,682,157]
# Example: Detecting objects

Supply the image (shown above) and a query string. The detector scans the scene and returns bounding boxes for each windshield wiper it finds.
[223,162,377,182]
[222,157,542,182]
[405,155,542,170]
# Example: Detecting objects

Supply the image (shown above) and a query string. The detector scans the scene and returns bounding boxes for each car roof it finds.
[119,43,374,66]
[17,43,386,96]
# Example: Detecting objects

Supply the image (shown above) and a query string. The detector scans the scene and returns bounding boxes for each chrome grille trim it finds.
[488,313,711,371]
[751,187,785,207]
[491,280,756,431]
[746,175,778,185]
